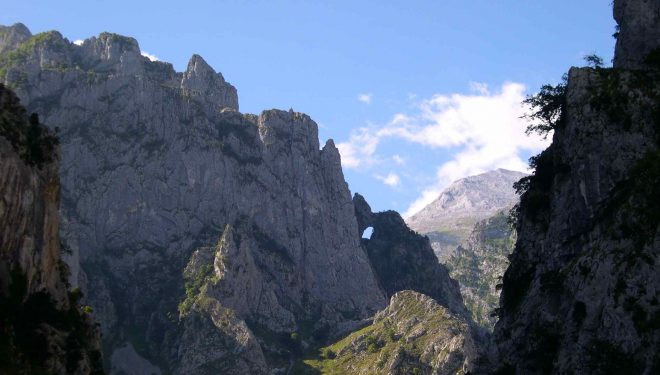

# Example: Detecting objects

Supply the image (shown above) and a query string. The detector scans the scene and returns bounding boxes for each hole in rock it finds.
[362,227,373,239]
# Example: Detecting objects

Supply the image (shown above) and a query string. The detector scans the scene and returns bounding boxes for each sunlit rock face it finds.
[493,2,660,373]
[0,23,386,373]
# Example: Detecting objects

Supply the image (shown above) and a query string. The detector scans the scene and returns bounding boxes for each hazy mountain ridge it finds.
[406,169,525,262]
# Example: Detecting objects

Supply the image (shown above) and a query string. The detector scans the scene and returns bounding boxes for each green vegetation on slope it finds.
[0,31,69,79]
[294,291,471,375]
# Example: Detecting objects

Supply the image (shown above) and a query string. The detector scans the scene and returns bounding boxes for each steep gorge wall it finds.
[494,1,660,373]
[613,0,660,69]
[0,84,102,374]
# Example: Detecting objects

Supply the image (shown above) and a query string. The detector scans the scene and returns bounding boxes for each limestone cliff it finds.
[0,83,102,374]
[0,23,386,373]
[493,1,660,373]
[353,193,468,319]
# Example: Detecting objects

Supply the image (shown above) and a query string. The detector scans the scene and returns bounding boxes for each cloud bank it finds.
[337,82,551,217]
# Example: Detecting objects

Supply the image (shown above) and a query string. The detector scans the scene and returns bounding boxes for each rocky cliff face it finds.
[613,0,660,69]
[406,169,525,261]
[0,23,389,373]
[354,193,468,319]
[446,212,515,330]
[0,23,486,374]
[0,23,31,55]
[0,83,102,374]
[494,2,660,373]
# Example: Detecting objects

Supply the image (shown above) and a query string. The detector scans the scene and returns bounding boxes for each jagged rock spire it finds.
[181,54,239,110]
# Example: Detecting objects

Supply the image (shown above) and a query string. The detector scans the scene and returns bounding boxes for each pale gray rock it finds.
[1,25,385,373]
[181,54,239,111]
[177,300,269,375]
[406,169,526,261]
[76,32,144,75]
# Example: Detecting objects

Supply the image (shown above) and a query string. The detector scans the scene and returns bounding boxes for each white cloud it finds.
[392,154,405,165]
[469,81,490,95]
[336,126,381,168]
[358,93,373,104]
[337,82,551,218]
[376,172,401,188]
[141,51,159,61]
[404,188,444,219]
[73,39,84,46]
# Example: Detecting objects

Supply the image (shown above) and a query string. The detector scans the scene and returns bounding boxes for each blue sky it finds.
[3,1,616,215]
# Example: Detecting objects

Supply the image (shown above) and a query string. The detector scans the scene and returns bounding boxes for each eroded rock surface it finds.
[354,193,468,320]
[0,24,386,373]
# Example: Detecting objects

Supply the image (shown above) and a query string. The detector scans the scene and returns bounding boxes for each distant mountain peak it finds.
[405,168,527,260]
[408,169,527,229]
